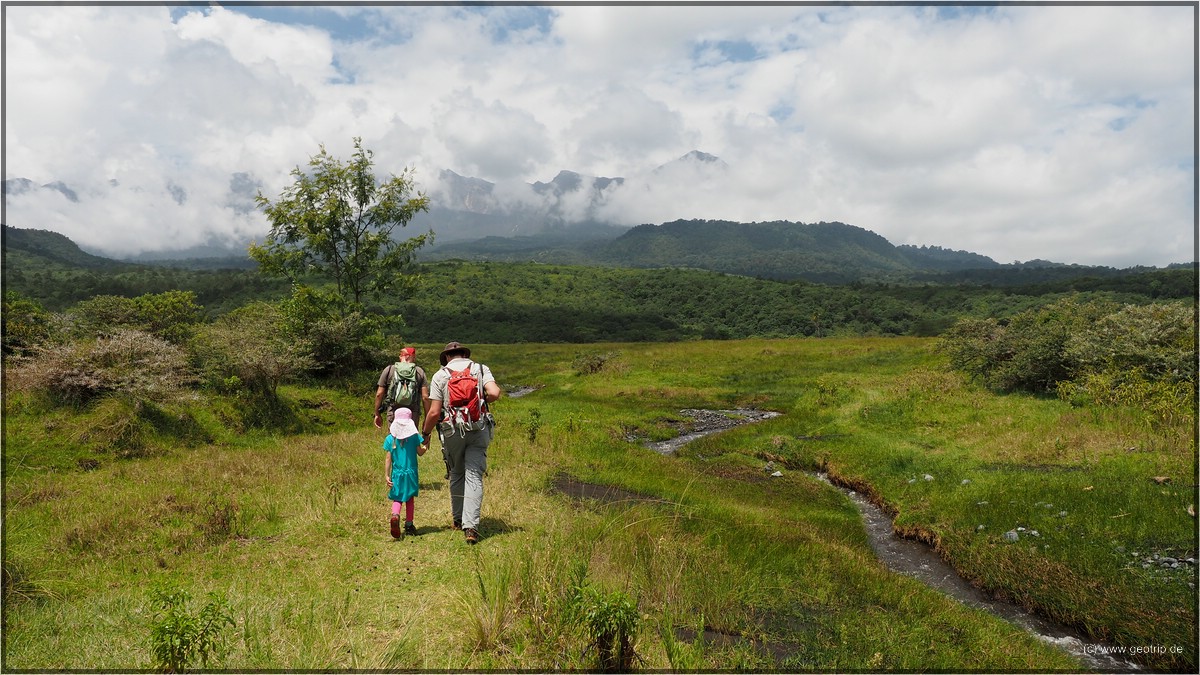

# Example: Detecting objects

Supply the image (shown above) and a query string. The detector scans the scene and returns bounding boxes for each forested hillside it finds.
[3,225,1193,342]
[382,261,1192,343]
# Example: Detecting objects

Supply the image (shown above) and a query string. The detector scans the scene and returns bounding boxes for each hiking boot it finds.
[403,521,418,537]
[464,528,479,545]
[453,518,462,530]
[390,514,403,540]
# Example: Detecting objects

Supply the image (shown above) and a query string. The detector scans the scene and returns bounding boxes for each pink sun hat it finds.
[389,407,419,440]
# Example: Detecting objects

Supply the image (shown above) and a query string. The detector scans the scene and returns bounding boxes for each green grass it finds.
[3,338,1194,671]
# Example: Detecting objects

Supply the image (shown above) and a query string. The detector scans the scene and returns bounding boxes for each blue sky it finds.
[4,2,1195,267]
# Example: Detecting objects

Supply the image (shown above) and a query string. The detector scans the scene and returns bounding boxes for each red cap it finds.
[399,347,416,357]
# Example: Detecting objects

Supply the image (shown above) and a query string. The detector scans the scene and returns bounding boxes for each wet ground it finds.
[504,384,542,398]
[552,407,1143,672]
[644,408,782,455]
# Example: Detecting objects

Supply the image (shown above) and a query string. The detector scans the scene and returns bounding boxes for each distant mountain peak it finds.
[681,150,721,163]
[653,151,729,176]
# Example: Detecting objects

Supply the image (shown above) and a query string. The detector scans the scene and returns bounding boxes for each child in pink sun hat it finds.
[384,407,425,539]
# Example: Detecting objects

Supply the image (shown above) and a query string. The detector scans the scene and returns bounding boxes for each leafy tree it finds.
[249,138,429,373]
[250,137,431,313]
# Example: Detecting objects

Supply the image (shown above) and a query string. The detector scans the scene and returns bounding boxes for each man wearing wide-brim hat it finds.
[422,341,502,545]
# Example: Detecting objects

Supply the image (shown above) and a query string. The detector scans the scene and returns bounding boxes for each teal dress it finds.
[384,432,423,503]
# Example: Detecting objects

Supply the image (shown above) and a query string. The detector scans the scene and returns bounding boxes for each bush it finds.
[11,329,194,407]
[942,298,1195,425]
[939,297,1116,393]
[570,583,640,672]
[279,286,388,375]
[148,585,234,672]
[66,291,201,345]
[1066,302,1195,384]
[1056,302,1196,427]
[190,302,314,397]
[2,291,53,355]
[573,351,622,376]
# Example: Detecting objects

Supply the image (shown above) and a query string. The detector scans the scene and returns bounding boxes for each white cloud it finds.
[2,3,1192,266]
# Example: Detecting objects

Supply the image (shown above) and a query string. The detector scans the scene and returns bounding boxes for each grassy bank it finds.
[3,338,1194,671]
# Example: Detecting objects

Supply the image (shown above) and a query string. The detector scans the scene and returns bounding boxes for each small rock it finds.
[976,525,986,532]
[961,479,970,485]
[764,461,776,473]
[1185,558,1196,566]
[1003,530,1019,543]
[923,474,934,482]
[1151,476,1171,485]
[770,471,783,478]
[1017,526,1027,532]
[1029,530,1040,537]
[1058,511,1068,518]
[908,479,916,484]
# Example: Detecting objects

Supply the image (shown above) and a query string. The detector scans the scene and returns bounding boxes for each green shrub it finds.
[943,298,1195,430]
[573,351,622,376]
[67,291,201,345]
[148,584,234,672]
[570,583,640,672]
[279,287,388,375]
[2,291,53,355]
[190,302,314,397]
[1065,302,1195,384]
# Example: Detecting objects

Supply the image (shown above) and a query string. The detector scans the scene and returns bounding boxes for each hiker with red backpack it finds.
[373,347,429,431]
[421,341,502,545]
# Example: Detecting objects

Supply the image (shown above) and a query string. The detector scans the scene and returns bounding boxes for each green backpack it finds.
[386,362,419,408]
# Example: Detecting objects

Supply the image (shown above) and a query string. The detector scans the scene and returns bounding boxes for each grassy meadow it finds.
[3,337,1195,671]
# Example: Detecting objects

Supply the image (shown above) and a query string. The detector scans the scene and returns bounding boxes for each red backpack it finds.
[444,362,485,430]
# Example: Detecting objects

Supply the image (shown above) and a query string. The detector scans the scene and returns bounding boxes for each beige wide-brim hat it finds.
[439,341,471,366]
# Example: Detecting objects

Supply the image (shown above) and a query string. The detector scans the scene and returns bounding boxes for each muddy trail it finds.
[553,408,1141,672]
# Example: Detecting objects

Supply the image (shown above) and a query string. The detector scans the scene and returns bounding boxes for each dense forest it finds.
[3,225,1193,344]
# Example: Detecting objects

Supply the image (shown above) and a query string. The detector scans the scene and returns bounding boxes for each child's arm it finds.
[384,442,394,487]
[416,433,426,457]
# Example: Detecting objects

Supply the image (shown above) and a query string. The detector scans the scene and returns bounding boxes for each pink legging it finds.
[392,498,415,521]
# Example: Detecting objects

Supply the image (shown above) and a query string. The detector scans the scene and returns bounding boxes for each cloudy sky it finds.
[4,2,1195,267]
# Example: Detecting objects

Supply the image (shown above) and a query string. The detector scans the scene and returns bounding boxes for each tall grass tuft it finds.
[2,557,62,604]
[455,558,514,655]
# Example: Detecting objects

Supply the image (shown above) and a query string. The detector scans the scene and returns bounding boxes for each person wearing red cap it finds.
[373,346,430,434]
[422,341,502,545]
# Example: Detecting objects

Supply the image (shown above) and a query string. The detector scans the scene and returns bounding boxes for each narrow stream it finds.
[646,408,1142,672]
[812,472,1140,672]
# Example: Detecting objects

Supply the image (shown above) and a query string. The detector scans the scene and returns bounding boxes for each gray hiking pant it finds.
[443,426,491,530]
